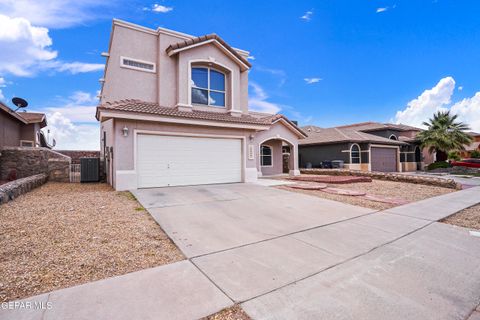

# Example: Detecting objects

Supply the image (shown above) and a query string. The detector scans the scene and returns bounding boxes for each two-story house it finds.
[96,20,306,190]
[299,122,430,172]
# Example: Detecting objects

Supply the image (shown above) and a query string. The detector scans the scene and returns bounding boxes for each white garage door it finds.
[137,134,242,188]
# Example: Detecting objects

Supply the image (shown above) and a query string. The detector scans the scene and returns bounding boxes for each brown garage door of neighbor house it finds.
[371,147,397,172]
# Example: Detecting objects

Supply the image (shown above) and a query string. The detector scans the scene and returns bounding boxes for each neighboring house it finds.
[0,102,49,148]
[96,20,306,190]
[460,132,480,158]
[299,122,426,172]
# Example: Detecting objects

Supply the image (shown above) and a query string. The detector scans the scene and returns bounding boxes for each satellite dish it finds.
[12,97,28,112]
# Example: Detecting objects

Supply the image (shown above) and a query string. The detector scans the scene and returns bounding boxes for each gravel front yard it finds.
[204,305,251,320]
[0,182,184,302]
[442,204,480,230]
[280,178,453,210]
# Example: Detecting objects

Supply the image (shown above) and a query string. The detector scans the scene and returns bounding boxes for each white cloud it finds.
[38,91,100,150]
[0,77,6,100]
[393,76,480,132]
[0,15,104,77]
[376,7,388,13]
[394,76,455,127]
[450,92,480,133]
[152,4,173,13]
[458,86,463,91]
[0,14,57,76]
[304,77,322,84]
[0,0,110,29]
[44,112,99,150]
[248,82,281,114]
[300,10,313,21]
[55,62,104,74]
[247,55,255,61]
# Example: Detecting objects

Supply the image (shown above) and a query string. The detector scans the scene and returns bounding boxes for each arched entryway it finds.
[259,138,297,176]
[415,146,422,170]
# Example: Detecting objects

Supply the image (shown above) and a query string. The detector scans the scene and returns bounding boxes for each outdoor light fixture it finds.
[249,134,255,141]
[122,126,129,137]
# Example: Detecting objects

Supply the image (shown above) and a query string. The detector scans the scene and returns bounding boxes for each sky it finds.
[0,0,479,150]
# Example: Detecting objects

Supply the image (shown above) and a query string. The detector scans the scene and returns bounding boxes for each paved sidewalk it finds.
[0,261,232,320]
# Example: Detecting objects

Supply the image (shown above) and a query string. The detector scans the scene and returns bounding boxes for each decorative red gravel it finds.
[290,183,328,190]
[288,175,372,184]
[321,187,366,196]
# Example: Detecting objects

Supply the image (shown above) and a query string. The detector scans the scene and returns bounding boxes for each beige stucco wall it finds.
[259,139,283,176]
[101,22,249,113]
[101,25,159,103]
[253,121,300,175]
[402,162,418,172]
[0,112,21,147]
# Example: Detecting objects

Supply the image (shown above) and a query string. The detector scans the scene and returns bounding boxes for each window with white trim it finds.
[389,134,398,140]
[350,144,360,164]
[191,67,225,107]
[120,56,156,73]
[260,145,272,166]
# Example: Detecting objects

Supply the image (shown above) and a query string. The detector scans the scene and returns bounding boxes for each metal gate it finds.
[70,164,81,183]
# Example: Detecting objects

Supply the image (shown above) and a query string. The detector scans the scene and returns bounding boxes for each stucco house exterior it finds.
[96,20,306,190]
[460,132,480,158]
[0,102,48,148]
[299,122,426,172]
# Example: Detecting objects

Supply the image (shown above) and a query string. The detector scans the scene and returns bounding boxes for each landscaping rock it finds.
[290,183,328,190]
[300,168,460,189]
[321,187,366,196]
[0,174,48,204]
[289,175,372,184]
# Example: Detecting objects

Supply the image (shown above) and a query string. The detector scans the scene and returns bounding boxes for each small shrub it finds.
[427,161,450,170]
[470,150,480,158]
[447,151,461,161]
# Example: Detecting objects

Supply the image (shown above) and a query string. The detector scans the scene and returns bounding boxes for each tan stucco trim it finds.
[168,39,250,71]
[98,110,270,131]
[271,118,307,139]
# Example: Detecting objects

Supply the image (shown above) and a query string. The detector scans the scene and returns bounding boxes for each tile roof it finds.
[336,121,421,132]
[96,99,272,125]
[299,127,406,146]
[18,112,46,124]
[166,34,251,68]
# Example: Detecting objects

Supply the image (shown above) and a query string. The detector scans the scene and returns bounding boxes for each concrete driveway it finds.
[132,183,480,319]
[132,183,374,257]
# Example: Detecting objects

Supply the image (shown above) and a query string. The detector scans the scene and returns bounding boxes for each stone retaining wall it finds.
[0,147,71,182]
[301,168,461,190]
[0,173,48,204]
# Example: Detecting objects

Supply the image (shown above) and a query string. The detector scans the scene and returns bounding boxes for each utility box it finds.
[80,157,100,182]
[332,160,344,169]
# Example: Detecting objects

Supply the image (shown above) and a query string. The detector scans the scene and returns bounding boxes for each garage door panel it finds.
[371,147,397,172]
[137,134,242,188]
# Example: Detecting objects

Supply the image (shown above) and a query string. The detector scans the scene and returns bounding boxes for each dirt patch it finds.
[279,179,453,210]
[0,182,184,302]
[442,204,480,230]
[204,305,251,320]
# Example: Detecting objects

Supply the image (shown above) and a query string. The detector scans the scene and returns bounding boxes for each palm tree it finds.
[418,111,473,158]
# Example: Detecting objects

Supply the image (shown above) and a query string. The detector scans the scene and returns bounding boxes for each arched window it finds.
[350,144,361,164]
[389,134,398,140]
[260,145,272,166]
[191,67,225,107]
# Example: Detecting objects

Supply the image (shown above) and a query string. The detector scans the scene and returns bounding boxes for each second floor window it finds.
[191,67,225,107]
